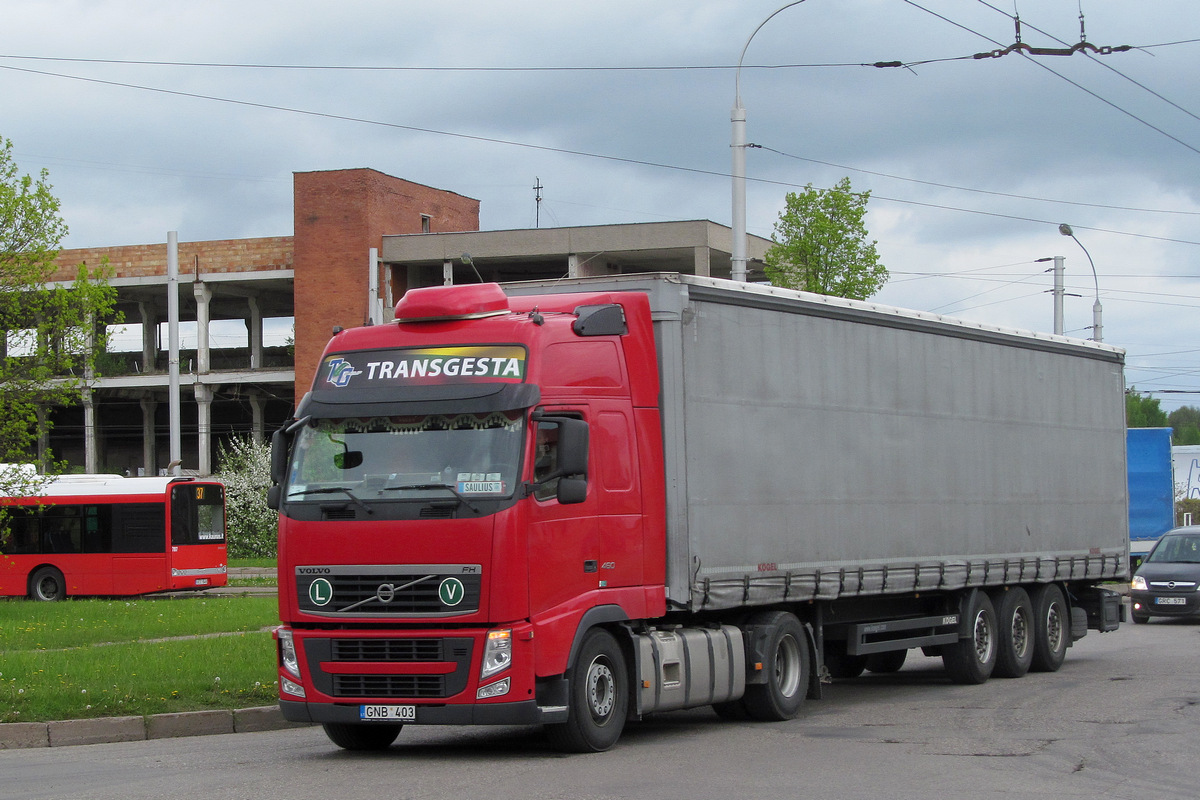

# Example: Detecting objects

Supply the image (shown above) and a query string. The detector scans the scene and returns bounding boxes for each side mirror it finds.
[266,484,282,511]
[554,417,589,478]
[270,427,290,485]
[557,477,587,505]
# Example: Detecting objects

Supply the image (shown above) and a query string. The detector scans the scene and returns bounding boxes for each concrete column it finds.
[195,384,214,476]
[567,254,580,278]
[140,398,158,476]
[249,392,265,443]
[693,245,712,277]
[193,282,212,374]
[248,296,263,369]
[83,389,98,474]
[137,302,155,373]
[442,259,453,286]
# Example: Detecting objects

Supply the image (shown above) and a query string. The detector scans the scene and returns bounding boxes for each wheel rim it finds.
[1011,608,1030,658]
[775,634,803,698]
[36,576,60,600]
[972,610,994,663]
[1045,603,1063,653]
[586,656,616,722]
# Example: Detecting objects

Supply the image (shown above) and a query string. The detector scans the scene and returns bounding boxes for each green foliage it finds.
[1126,391,1168,428]
[0,136,118,484]
[1178,498,1200,526]
[764,177,887,300]
[1168,405,1200,446]
[215,435,278,558]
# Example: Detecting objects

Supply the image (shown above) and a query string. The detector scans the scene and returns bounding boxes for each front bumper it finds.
[1130,591,1200,617]
[280,697,567,726]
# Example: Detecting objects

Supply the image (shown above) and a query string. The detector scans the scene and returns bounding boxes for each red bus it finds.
[0,475,227,600]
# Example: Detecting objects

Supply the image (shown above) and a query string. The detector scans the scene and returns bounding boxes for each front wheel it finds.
[29,567,66,601]
[547,628,629,753]
[742,611,810,721]
[322,723,402,751]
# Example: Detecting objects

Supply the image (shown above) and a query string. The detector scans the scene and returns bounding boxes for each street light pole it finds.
[1058,223,1103,342]
[731,1,807,283]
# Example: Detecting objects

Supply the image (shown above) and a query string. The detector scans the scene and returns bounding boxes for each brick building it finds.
[38,167,767,476]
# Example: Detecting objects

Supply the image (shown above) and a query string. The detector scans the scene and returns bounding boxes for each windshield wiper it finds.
[287,486,373,516]
[377,483,480,514]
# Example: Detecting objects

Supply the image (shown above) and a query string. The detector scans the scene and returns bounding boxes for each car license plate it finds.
[359,705,416,721]
[1154,597,1187,606]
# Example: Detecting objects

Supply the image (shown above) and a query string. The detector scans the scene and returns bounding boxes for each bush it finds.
[215,435,277,558]
[1177,498,1200,528]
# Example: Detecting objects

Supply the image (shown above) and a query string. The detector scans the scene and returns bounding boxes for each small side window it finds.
[532,422,561,501]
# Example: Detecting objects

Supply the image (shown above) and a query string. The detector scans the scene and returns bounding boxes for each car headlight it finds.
[480,628,513,680]
[1131,576,1148,592]
[277,627,301,679]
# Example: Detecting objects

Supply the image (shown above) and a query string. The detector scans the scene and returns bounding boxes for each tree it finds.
[1125,391,1168,428]
[1168,405,1200,446]
[763,177,887,300]
[0,136,117,494]
[215,435,278,558]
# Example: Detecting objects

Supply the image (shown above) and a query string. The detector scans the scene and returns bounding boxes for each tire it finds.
[1029,584,1069,673]
[742,611,810,721]
[711,699,750,720]
[29,567,66,601]
[943,591,997,685]
[1131,611,1150,625]
[547,628,629,753]
[865,649,908,674]
[823,646,867,679]
[991,587,1034,679]
[322,722,402,751]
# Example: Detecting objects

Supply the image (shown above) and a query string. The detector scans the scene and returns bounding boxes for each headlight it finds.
[480,628,513,680]
[277,627,300,678]
[1131,576,1148,591]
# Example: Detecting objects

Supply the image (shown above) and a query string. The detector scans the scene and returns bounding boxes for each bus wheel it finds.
[742,610,809,721]
[322,723,401,751]
[547,628,629,753]
[943,591,997,685]
[1029,584,1069,673]
[29,567,66,601]
[991,587,1034,678]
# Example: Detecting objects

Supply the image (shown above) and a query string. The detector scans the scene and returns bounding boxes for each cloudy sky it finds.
[3,0,1199,411]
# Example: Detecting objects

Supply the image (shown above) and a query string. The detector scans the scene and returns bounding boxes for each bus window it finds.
[112,504,166,553]
[42,507,83,554]
[171,484,226,546]
[1,508,40,554]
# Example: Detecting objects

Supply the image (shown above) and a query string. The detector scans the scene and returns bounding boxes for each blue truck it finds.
[1127,427,1176,567]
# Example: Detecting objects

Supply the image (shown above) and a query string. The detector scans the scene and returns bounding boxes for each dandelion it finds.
[214,676,221,684]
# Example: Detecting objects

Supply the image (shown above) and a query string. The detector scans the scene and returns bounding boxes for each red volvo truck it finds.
[269,273,1127,752]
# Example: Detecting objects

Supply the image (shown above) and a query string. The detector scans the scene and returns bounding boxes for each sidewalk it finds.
[0,706,312,750]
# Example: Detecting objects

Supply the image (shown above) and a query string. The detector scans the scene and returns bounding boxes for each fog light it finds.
[477,677,510,699]
[281,676,306,698]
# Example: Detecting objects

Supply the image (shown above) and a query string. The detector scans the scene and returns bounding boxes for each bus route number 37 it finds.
[360,705,417,721]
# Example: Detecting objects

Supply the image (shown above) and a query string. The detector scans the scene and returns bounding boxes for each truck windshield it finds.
[286,411,524,501]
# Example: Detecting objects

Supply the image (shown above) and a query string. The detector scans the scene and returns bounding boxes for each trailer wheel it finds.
[322,723,402,751]
[742,611,809,721]
[29,567,66,601]
[943,591,997,685]
[865,649,908,674]
[823,645,867,679]
[1029,584,1068,672]
[991,587,1034,678]
[547,628,628,752]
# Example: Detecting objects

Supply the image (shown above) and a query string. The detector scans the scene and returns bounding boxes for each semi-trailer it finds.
[269,272,1127,752]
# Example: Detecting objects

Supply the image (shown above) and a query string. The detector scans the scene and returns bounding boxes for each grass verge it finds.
[0,596,279,723]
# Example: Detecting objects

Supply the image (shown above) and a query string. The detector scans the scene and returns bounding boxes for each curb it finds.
[0,706,312,750]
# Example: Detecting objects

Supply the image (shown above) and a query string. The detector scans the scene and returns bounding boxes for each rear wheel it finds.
[823,645,867,679]
[1029,584,1068,672]
[547,628,629,752]
[943,591,997,685]
[742,611,809,721]
[29,567,66,601]
[991,587,1034,678]
[322,723,402,751]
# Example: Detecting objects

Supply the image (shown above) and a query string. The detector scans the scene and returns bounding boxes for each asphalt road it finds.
[3,615,1198,800]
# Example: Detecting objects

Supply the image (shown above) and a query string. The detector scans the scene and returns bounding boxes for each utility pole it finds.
[533,177,543,229]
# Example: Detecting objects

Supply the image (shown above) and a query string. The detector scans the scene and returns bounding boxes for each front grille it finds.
[334,675,444,698]
[333,638,443,662]
[295,566,481,616]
